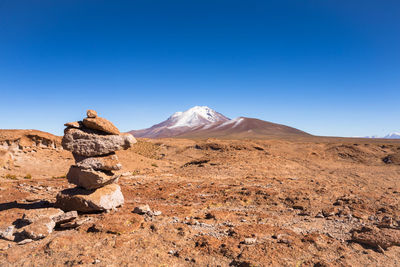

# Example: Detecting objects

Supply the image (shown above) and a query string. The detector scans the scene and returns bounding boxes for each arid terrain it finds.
[1,130,400,266]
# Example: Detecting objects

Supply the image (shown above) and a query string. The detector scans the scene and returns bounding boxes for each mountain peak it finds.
[167,106,229,129]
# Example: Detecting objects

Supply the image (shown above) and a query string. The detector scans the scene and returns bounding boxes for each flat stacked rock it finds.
[56,110,136,212]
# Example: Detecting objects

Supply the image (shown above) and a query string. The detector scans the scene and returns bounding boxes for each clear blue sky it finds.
[1,1,399,137]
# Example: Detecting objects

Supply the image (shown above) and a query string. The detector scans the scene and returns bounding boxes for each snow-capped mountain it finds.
[365,132,400,139]
[129,106,229,138]
[129,106,310,138]
[167,106,229,129]
[384,132,400,139]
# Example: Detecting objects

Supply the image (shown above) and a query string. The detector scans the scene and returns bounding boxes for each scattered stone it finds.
[87,109,97,118]
[378,216,395,228]
[83,117,120,135]
[21,208,64,224]
[75,153,122,171]
[56,184,124,212]
[205,212,216,219]
[133,204,152,215]
[352,226,400,250]
[59,217,93,229]
[244,238,257,245]
[352,210,368,220]
[322,207,336,217]
[67,165,120,190]
[62,127,136,157]
[17,239,33,245]
[19,217,55,240]
[0,226,15,241]
[52,211,78,225]
[64,121,82,129]
[152,210,162,216]
[184,218,199,226]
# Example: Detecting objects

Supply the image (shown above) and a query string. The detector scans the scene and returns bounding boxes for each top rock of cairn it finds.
[86,109,97,118]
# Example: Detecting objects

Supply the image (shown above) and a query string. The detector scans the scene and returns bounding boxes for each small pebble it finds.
[244,238,257,245]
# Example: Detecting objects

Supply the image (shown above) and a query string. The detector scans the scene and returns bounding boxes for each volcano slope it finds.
[1,132,400,266]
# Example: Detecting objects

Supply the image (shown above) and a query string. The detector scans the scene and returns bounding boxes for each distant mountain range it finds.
[365,132,400,139]
[129,106,310,138]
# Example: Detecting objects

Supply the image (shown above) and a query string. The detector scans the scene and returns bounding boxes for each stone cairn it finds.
[55,110,136,212]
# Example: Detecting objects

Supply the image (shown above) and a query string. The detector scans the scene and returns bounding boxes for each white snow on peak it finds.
[167,106,229,129]
[216,117,244,129]
[171,111,183,118]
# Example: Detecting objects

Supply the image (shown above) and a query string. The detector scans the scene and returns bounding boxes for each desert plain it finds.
[1,130,400,266]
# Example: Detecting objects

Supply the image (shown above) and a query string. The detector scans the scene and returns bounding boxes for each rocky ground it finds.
[1,131,400,266]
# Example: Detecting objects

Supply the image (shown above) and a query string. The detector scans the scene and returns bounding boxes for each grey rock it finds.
[55,184,124,212]
[133,204,151,215]
[67,166,120,190]
[0,226,15,241]
[75,153,122,171]
[21,208,64,224]
[59,217,93,228]
[152,211,162,216]
[19,217,56,240]
[244,238,257,245]
[17,239,33,245]
[52,211,78,224]
[62,127,136,157]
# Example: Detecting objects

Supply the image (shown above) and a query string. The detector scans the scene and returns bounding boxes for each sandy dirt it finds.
[1,133,400,266]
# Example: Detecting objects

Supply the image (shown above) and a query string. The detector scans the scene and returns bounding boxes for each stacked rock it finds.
[55,110,136,212]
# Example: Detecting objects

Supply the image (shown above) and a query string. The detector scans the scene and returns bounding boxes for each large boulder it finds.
[75,153,122,171]
[66,166,120,190]
[55,184,124,212]
[62,127,136,156]
[83,117,120,135]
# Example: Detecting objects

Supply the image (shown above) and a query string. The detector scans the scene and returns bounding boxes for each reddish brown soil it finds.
[1,132,400,266]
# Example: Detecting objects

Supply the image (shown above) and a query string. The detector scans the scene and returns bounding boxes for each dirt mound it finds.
[128,140,161,159]
[0,129,61,150]
[325,144,382,164]
[195,142,227,151]
[194,141,264,152]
